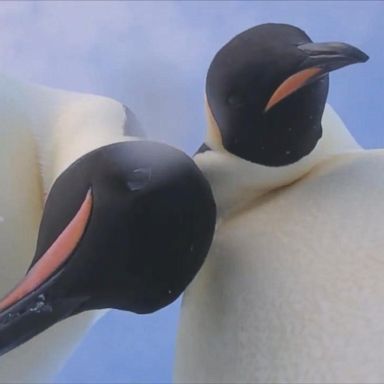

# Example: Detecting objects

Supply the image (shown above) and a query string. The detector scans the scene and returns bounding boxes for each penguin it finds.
[174,23,382,383]
[0,22,376,383]
[0,75,216,382]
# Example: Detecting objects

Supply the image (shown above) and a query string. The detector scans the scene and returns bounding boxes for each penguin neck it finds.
[195,104,361,221]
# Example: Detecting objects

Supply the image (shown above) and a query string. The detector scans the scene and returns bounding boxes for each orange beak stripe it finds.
[0,189,93,311]
[264,67,322,112]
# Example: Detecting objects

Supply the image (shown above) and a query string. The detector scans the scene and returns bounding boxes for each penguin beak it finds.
[0,270,89,357]
[265,41,369,112]
[0,190,93,356]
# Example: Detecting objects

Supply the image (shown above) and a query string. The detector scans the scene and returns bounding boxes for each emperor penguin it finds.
[0,22,376,384]
[0,75,216,382]
[174,24,380,383]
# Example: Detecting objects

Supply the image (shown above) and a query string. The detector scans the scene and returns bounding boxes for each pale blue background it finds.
[0,1,383,382]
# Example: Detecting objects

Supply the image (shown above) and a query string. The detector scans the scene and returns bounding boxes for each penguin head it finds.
[0,141,216,356]
[205,23,369,166]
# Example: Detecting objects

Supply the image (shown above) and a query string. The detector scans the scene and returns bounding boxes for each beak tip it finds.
[359,51,369,63]
[347,44,369,64]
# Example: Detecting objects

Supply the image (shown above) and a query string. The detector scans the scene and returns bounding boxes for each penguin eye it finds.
[126,168,152,191]
[227,93,244,107]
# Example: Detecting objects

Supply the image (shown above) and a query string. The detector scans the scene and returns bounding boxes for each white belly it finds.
[175,150,384,383]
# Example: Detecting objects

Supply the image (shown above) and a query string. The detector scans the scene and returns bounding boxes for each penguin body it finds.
[176,150,384,382]
[175,24,377,382]
[176,117,384,382]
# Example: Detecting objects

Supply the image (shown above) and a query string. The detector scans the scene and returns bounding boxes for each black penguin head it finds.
[206,23,369,166]
[0,141,216,356]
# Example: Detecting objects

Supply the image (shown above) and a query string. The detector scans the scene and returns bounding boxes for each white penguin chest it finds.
[175,151,384,383]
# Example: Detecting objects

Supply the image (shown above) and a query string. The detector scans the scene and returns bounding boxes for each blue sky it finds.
[0,1,382,382]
